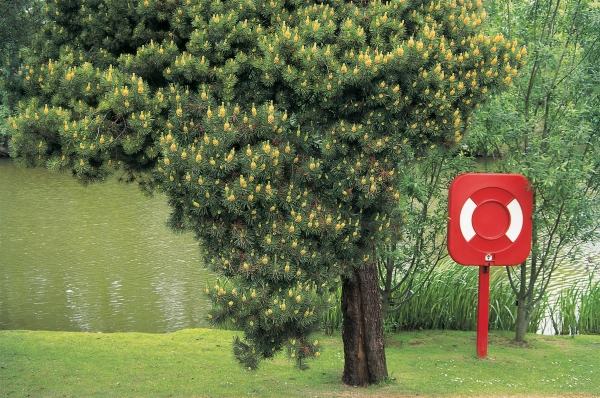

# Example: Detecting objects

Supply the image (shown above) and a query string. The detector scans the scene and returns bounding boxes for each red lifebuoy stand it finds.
[448,173,533,358]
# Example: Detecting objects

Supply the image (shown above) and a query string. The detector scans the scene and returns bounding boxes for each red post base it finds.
[477,265,490,358]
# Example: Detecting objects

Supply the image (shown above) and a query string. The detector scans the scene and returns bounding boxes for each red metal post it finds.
[477,265,490,358]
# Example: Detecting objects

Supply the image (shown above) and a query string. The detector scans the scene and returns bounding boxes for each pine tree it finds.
[9,0,523,386]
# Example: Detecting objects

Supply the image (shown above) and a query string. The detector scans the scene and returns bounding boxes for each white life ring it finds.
[459,197,523,243]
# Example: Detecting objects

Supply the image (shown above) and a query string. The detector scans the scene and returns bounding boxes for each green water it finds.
[0,160,213,332]
[1,160,596,334]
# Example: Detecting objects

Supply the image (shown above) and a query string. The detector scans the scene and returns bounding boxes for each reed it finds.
[320,267,538,333]
[385,267,519,331]
[573,281,600,335]
[542,280,600,336]
[549,287,580,336]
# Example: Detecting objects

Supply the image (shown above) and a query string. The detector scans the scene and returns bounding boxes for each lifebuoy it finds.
[447,173,533,266]
[458,187,524,253]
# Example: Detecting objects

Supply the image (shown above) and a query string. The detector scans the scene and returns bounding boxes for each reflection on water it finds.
[549,243,600,294]
[1,159,597,333]
[0,160,213,332]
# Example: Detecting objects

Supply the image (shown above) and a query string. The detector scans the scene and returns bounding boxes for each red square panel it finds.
[448,173,533,266]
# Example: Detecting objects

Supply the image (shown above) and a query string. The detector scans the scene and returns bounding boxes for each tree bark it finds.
[341,261,388,386]
[515,297,530,343]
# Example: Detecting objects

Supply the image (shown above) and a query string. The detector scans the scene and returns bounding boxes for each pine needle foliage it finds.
[9,0,523,369]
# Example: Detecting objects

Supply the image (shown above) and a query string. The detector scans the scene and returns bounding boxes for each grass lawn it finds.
[1,328,598,397]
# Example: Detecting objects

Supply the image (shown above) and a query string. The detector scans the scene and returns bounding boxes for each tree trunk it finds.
[341,261,388,386]
[515,297,530,343]
[381,289,391,320]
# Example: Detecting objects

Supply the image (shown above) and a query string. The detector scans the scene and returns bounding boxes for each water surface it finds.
[0,160,212,332]
[1,159,597,333]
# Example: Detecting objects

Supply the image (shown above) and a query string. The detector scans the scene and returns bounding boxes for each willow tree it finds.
[9,0,522,385]
[468,0,600,342]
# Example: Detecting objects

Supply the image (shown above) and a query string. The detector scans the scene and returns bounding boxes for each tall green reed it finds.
[383,267,520,332]
[549,281,600,335]
[320,267,542,333]
[579,281,600,334]
[549,287,580,336]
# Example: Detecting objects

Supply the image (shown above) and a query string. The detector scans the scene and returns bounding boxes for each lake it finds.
[0,159,596,333]
[0,160,212,332]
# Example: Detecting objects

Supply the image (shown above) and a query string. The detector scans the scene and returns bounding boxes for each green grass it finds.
[1,329,599,397]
